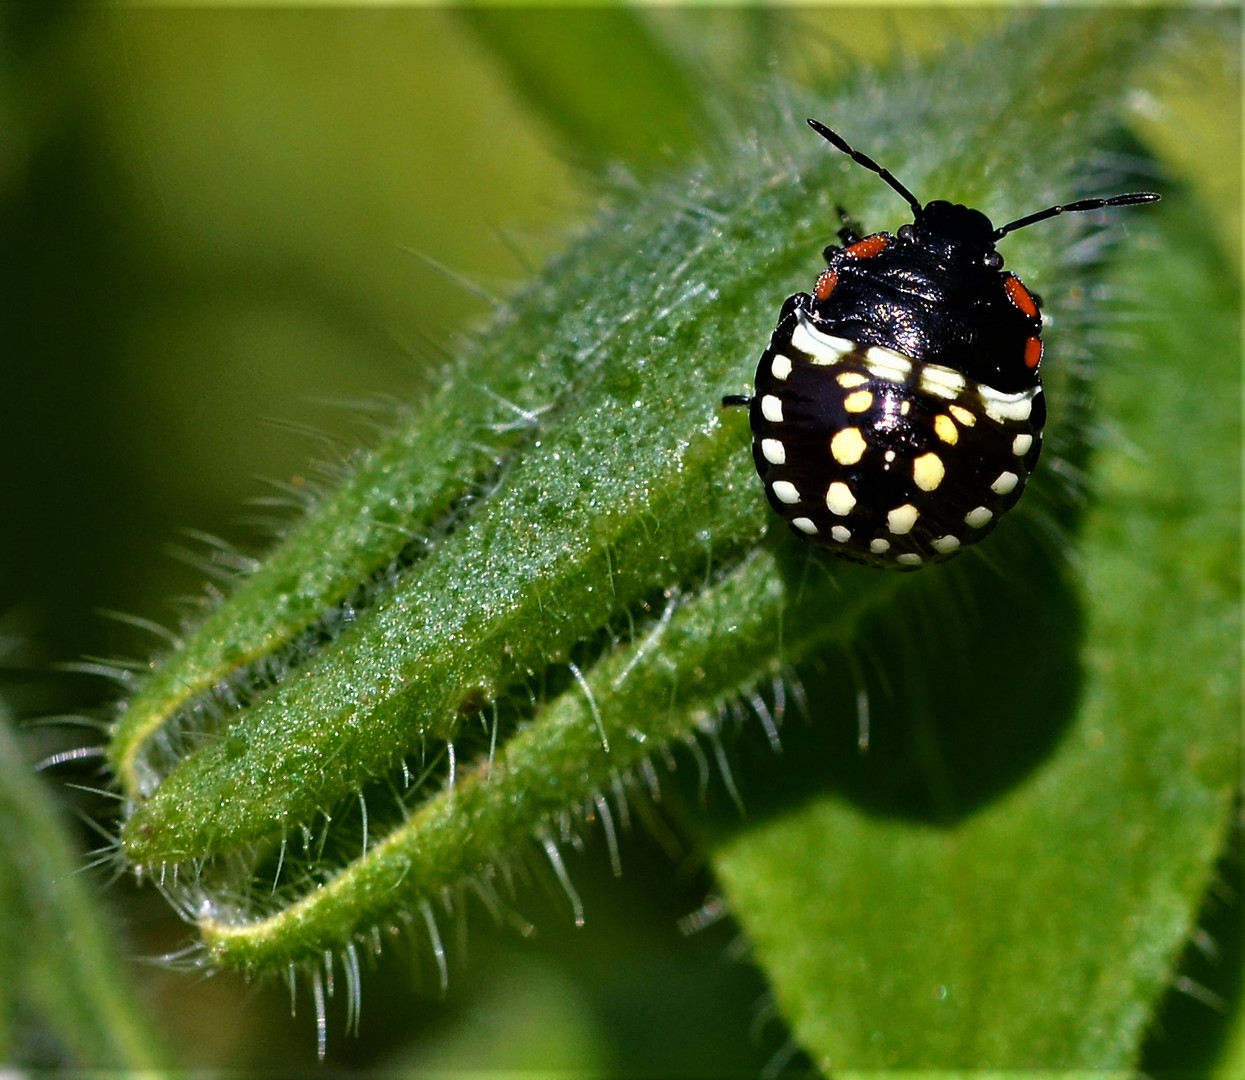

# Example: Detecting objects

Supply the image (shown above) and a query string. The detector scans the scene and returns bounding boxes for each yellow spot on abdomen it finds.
[913,452,945,492]
[826,481,856,516]
[830,427,868,466]
[887,504,919,535]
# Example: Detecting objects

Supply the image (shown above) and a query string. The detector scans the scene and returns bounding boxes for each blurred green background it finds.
[1,5,1238,1073]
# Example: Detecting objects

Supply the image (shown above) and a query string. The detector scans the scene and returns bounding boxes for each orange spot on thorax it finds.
[1004,273,1039,318]
[815,268,838,301]
[845,234,889,260]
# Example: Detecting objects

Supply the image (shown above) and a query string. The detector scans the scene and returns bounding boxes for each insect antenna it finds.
[994,192,1160,240]
[806,118,923,218]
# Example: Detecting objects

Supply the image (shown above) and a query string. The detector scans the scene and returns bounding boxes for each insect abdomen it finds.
[750,307,1045,569]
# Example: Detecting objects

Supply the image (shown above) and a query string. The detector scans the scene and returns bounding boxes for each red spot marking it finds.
[1004,274,1039,318]
[845,234,889,259]
[1024,335,1043,370]
[815,268,838,301]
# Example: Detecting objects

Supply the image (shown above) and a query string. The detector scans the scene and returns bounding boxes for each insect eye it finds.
[897,224,916,242]
[983,250,1004,270]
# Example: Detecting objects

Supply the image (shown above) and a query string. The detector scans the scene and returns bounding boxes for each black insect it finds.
[724,118,1158,569]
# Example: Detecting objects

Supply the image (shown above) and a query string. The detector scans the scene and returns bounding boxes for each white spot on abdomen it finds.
[918,364,967,400]
[979,383,1037,423]
[991,471,1019,495]
[790,312,856,366]
[864,346,913,383]
[761,438,786,465]
[771,480,800,504]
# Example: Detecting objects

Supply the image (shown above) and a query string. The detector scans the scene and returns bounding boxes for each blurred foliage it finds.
[0,712,166,1068]
[1,5,1238,1074]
